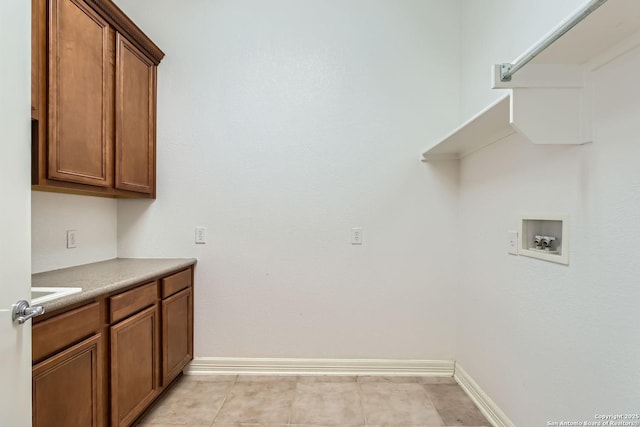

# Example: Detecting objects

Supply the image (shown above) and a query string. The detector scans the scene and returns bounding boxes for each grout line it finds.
[207,374,238,427]
[419,381,446,427]
[286,377,300,427]
[355,376,370,426]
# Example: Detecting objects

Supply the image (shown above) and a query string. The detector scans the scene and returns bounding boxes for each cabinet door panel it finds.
[162,287,193,386]
[33,334,103,427]
[115,33,156,195]
[111,305,159,427]
[48,0,113,186]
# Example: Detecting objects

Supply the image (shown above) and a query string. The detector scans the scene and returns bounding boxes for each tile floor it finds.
[137,374,490,427]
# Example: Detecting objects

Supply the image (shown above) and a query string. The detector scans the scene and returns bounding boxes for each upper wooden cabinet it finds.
[32,0,164,198]
[115,34,156,194]
[49,0,114,188]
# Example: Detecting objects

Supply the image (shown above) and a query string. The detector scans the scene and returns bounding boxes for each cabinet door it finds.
[48,0,114,187]
[115,33,156,195]
[162,287,193,386]
[110,305,159,427]
[33,334,103,427]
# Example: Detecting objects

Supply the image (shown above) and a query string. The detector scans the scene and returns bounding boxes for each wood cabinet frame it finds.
[31,0,164,198]
[32,265,194,427]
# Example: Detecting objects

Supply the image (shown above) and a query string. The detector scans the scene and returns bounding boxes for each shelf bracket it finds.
[500,64,513,82]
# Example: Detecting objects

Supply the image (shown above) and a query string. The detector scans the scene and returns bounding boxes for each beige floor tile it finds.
[423,384,490,426]
[289,425,365,427]
[138,424,211,427]
[141,378,233,425]
[211,424,288,427]
[297,375,357,383]
[416,377,457,385]
[236,374,298,382]
[139,373,489,427]
[358,376,419,383]
[290,382,365,426]
[360,383,443,426]
[183,374,238,382]
[212,381,296,424]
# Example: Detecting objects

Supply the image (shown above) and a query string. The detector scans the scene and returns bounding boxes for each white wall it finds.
[31,192,117,273]
[116,0,461,359]
[457,0,640,423]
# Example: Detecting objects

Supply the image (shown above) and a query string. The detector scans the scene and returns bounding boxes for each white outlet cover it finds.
[351,227,362,245]
[195,226,207,244]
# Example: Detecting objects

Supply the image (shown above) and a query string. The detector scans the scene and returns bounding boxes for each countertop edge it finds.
[35,258,197,313]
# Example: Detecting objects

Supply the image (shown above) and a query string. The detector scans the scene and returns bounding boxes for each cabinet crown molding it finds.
[90,0,165,64]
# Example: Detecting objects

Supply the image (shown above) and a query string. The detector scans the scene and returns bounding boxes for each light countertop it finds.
[32,258,197,312]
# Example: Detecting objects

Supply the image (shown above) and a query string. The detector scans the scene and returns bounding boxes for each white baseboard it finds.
[185,357,455,377]
[454,363,515,427]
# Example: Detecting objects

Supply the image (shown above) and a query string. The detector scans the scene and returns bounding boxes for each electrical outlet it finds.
[66,230,77,249]
[351,227,363,245]
[195,227,207,244]
[507,230,518,255]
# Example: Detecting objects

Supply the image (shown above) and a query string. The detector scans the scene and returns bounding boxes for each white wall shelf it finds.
[422,0,640,162]
[422,94,513,161]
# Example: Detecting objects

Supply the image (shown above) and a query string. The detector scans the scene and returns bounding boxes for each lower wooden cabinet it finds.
[32,266,194,427]
[110,305,159,427]
[162,287,193,385]
[33,334,103,427]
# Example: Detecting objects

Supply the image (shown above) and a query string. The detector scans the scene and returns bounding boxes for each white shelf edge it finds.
[420,153,459,162]
[422,93,512,162]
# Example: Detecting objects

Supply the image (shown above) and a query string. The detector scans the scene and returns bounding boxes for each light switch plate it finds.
[66,230,77,249]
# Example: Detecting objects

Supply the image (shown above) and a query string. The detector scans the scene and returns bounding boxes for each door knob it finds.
[12,300,45,324]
